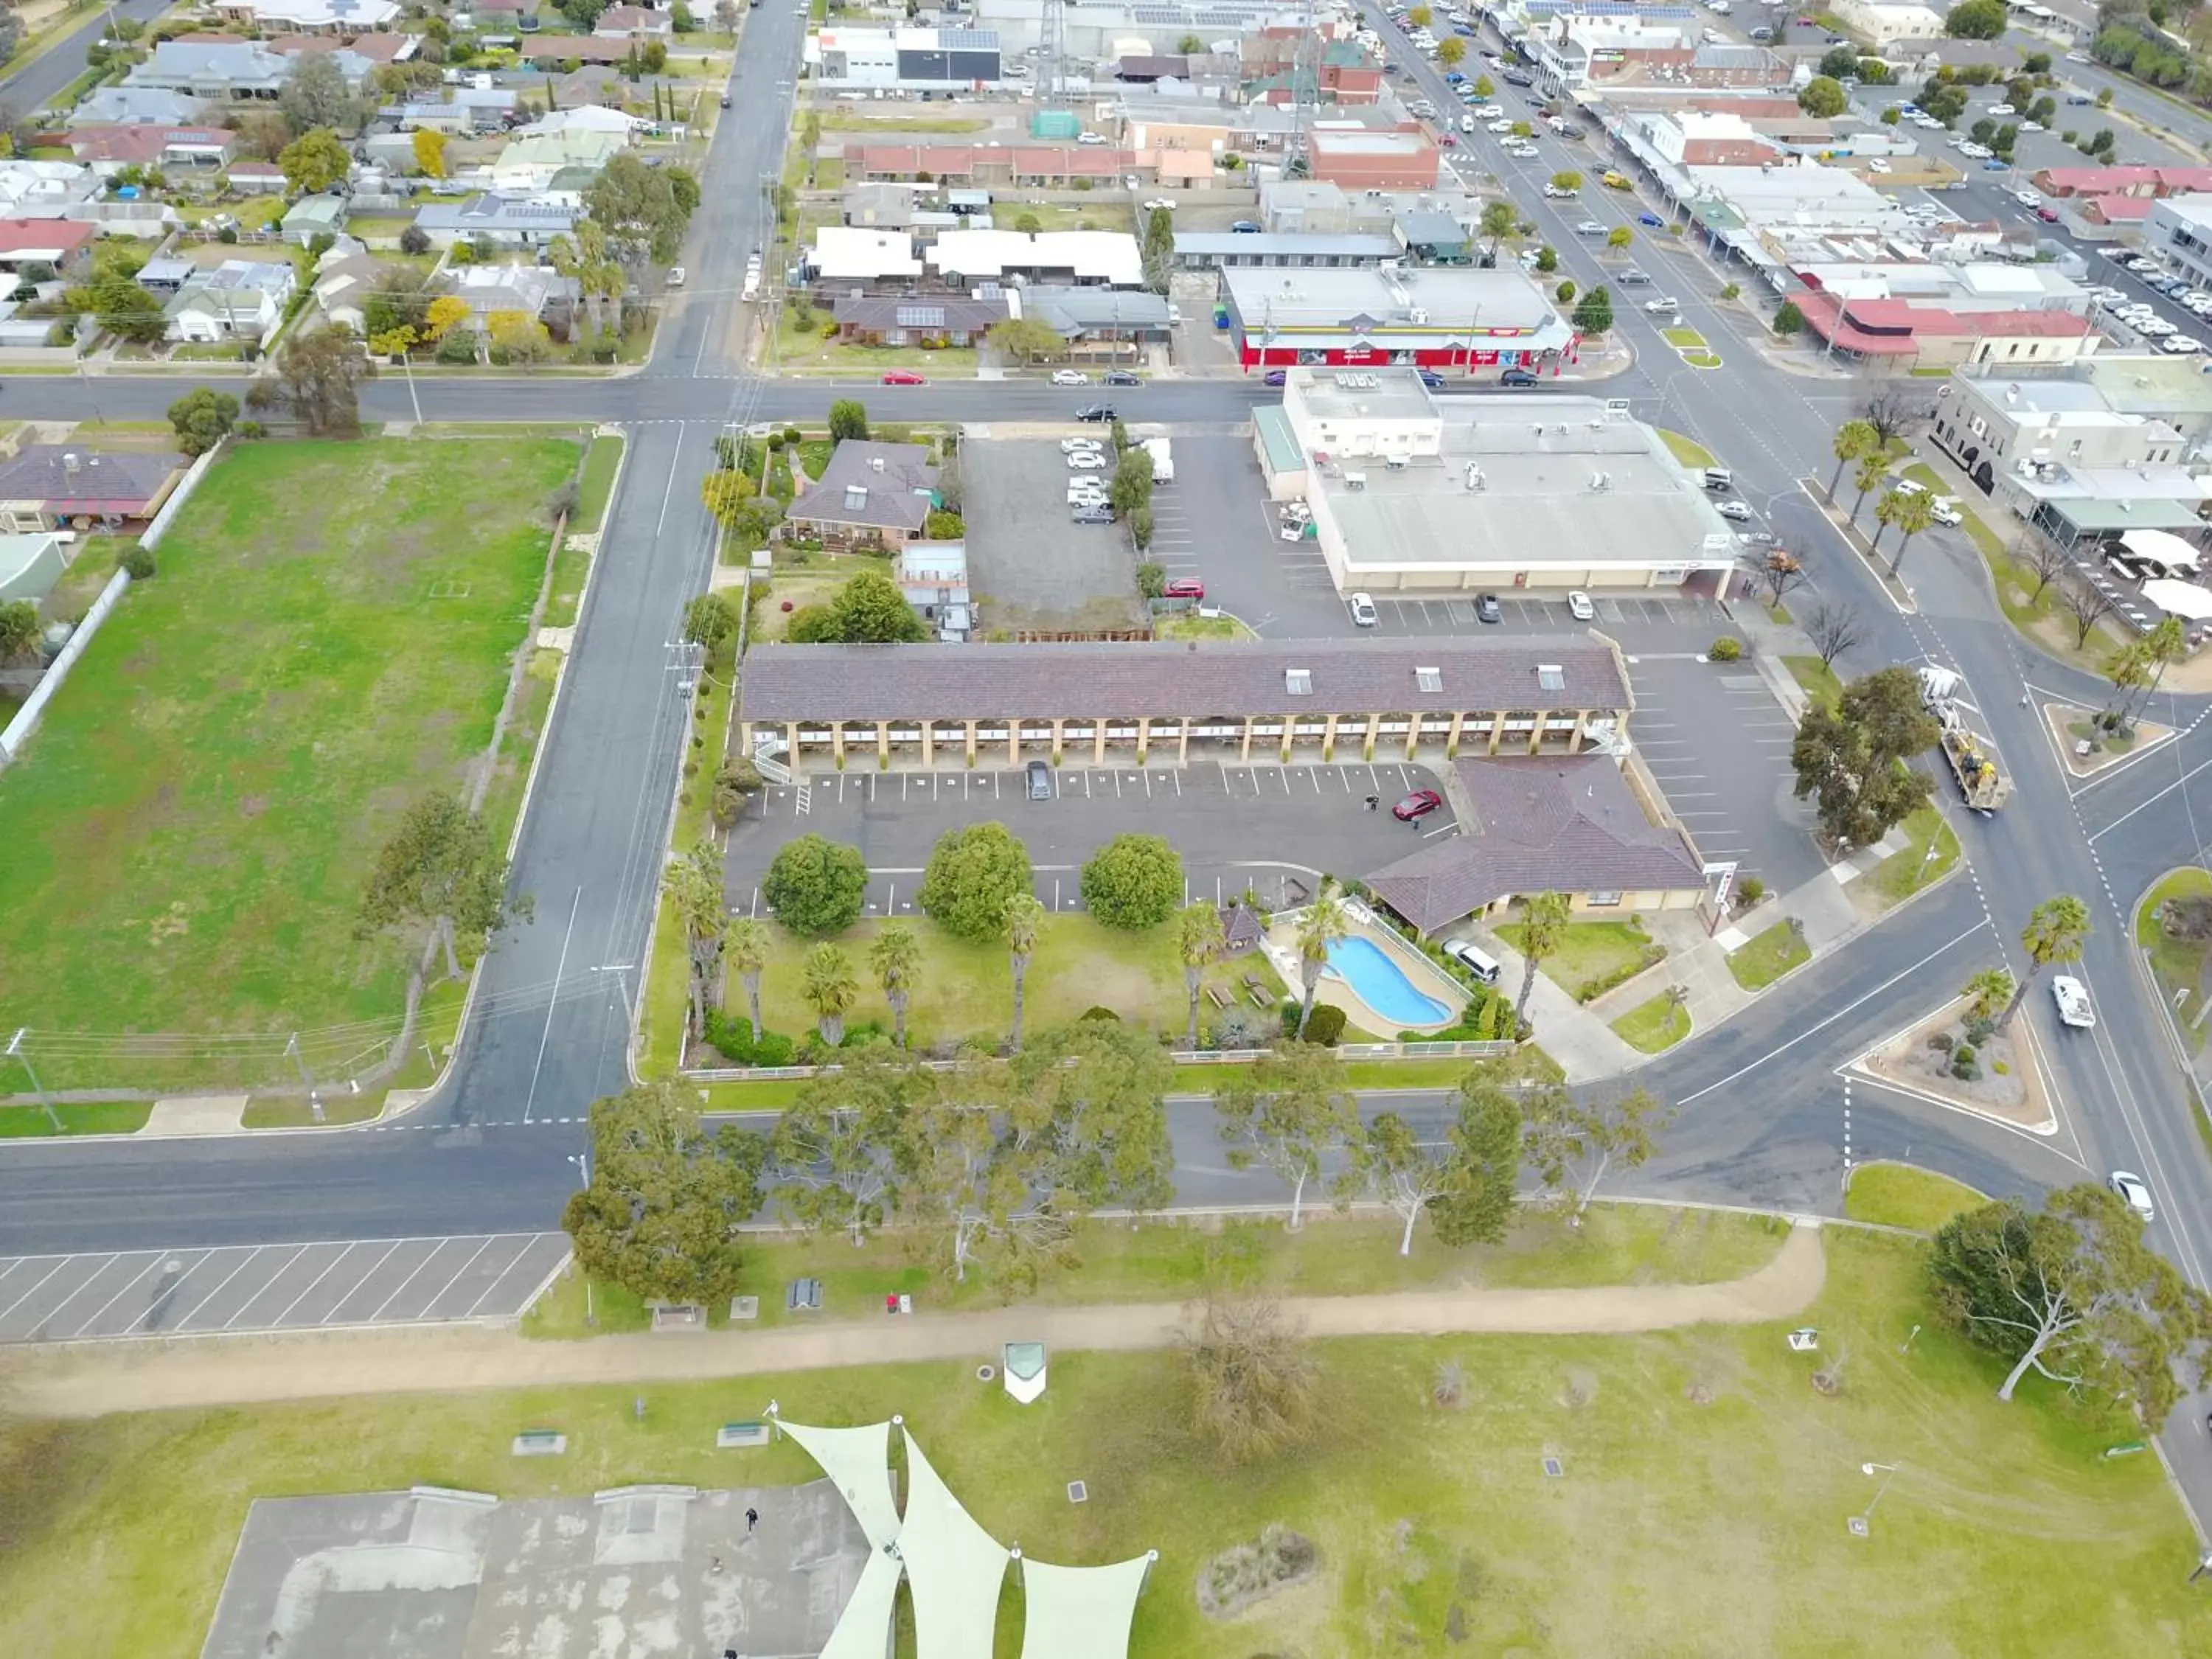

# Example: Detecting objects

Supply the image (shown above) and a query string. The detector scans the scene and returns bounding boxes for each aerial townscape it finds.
[19,0,2212,1651]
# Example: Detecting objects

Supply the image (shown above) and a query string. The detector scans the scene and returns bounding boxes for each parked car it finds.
[1263,369,1287,386]
[1637,211,1663,228]
[1230,220,1262,233]
[1349,590,1379,627]
[1566,590,1595,621]
[1026,759,1054,800]
[2037,206,2061,223]
[1475,591,1503,622]
[1075,404,1117,421]
[1163,578,1205,600]
[881,369,926,385]
[1067,452,1108,469]
[1103,369,1142,386]
[667,266,686,287]
[1391,788,1444,821]
[1417,367,1446,389]
[1715,500,1753,521]
[2110,1170,2154,1223]
[1071,505,1114,524]
[1051,369,1088,386]
[1500,367,1540,386]
[1061,436,1103,453]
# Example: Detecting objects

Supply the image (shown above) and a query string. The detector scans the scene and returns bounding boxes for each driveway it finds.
[1151,432,1352,637]
[1626,656,1823,893]
[722,760,1458,916]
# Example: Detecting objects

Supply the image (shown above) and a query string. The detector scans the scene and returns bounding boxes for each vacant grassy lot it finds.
[0,437,579,1088]
[526,1205,1789,1338]
[1,1231,2202,1658]
[1728,917,1810,991]
[1846,1164,1986,1234]
[2138,868,2212,1055]
[1495,917,1661,1003]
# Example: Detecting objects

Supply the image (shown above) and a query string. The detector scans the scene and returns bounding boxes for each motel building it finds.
[737,636,1635,771]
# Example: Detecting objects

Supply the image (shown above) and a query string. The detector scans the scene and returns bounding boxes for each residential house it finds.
[0,448,184,532]
[841,142,1141,187]
[72,86,205,126]
[212,0,401,31]
[832,293,1007,346]
[515,103,643,140]
[226,160,288,194]
[897,540,971,641]
[0,219,94,274]
[807,225,925,285]
[164,258,298,342]
[310,249,388,333]
[280,193,348,248]
[1365,754,1708,934]
[265,30,410,66]
[396,88,520,134]
[129,41,296,102]
[0,161,98,217]
[63,125,236,179]
[927,229,1144,289]
[786,440,941,549]
[518,36,651,64]
[446,263,580,332]
[133,255,195,294]
[490,128,624,192]
[411,192,581,248]
[594,4,673,37]
[1019,285,1171,347]
[0,532,66,604]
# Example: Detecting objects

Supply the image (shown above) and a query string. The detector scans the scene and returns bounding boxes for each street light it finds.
[567,1152,594,1326]
[1849,1461,1899,1537]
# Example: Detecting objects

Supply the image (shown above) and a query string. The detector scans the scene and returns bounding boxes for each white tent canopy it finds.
[2143,577,2212,620]
[2120,526,2202,571]
[775,1418,906,1659]
[900,1429,1011,1659]
[1018,1554,1156,1659]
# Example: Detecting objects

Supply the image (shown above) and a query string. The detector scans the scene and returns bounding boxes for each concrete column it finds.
[832,723,846,765]
[1008,723,1020,766]
[1447,711,1464,754]
[964,720,977,762]
[1323,713,1338,757]
[921,721,933,766]
[1051,717,1065,762]
[785,722,799,763]
[1240,716,1254,762]
[877,720,890,765]
[1178,717,1189,764]
[1486,713,1504,755]
[1404,714,1420,762]
[1093,719,1107,765]
[1135,715,1151,761]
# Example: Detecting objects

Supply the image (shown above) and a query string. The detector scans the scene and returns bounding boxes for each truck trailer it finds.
[1917,664,2012,813]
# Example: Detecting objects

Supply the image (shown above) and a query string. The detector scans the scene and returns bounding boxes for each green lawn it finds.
[0,1100,152,1138]
[5,1231,2207,1658]
[1846,1164,1986,1233]
[773,306,978,373]
[1660,327,1706,349]
[1610,990,1691,1054]
[1494,917,1661,1004]
[2138,868,2212,1054]
[1681,349,1722,369]
[1783,653,1843,712]
[573,432,624,533]
[238,1095,383,1130]
[0,438,579,1091]
[1154,613,1257,641]
[526,1205,1789,1338]
[1656,428,1717,469]
[1727,918,1811,991]
[1865,806,1961,906]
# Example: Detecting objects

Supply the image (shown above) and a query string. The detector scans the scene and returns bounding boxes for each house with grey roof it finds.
[737,635,1635,771]
[279,192,347,247]
[1018,285,1169,344]
[786,441,941,549]
[164,258,297,342]
[833,293,1006,347]
[1365,754,1708,934]
[394,88,519,134]
[446,262,579,329]
[129,41,295,101]
[72,86,205,126]
[411,192,580,248]
[0,446,184,531]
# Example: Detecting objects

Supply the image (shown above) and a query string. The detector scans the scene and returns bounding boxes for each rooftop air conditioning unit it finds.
[1410,307,1428,323]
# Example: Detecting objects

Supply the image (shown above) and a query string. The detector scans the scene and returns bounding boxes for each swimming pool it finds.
[1323,936,1453,1028]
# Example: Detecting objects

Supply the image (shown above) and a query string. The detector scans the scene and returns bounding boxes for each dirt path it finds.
[0,1224,1826,1419]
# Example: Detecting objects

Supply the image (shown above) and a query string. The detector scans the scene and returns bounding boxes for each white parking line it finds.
[119,1248,217,1335]
[0,1256,88,1327]
[460,1237,540,1318]
[404,1236,498,1319]
[63,1253,173,1338]
[270,1243,366,1328]
[223,1244,310,1329]
[366,1242,450,1323]
[152,1246,262,1333]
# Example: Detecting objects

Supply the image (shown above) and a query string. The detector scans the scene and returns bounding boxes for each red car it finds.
[1164,578,1204,600]
[1439,135,1458,147]
[881,369,927,386]
[2037,206,2061,223]
[1391,789,1444,822]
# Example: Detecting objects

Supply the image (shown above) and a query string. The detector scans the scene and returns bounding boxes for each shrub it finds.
[1079,1005,1121,1022]
[217,224,238,243]
[1964,1013,1996,1046]
[116,543,156,580]
[701,1009,797,1067]
[1953,1043,1977,1065]
[1708,636,1742,662]
[1079,832,1183,930]
[1928,1031,1955,1053]
[784,426,802,445]
[1737,875,1765,905]
[1304,1004,1347,1046]
[919,822,1032,941]
[1210,1005,1273,1049]
[1951,1057,1981,1082]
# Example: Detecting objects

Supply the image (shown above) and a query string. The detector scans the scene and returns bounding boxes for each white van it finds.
[1702,466,1733,492]
[1442,939,1502,984]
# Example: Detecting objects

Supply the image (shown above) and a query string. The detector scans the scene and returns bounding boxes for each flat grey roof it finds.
[1173,232,1400,257]
[1221,265,1555,333]
[740,636,1632,723]
[1294,365,1435,422]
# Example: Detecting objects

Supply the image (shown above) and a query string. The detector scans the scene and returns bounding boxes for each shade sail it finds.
[2121,527,2202,570]
[776,1419,903,1548]
[2143,577,2212,620]
[1017,1554,1155,1659]
[900,1428,1009,1659]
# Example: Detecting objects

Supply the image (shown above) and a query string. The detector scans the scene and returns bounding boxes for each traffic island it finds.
[2042,700,2176,778]
[1849,995,2057,1135]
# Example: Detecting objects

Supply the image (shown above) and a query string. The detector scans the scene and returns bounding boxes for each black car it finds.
[1503,70,1534,86]
[1500,367,1540,387]
[1231,220,1262,233]
[1075,404,1117,422]
[1026,759,1054,800]
[1104,369,1141,386]
[1263,369,1287,387]
[1417,368,1446,389]
[1071,505,1114,524]
[1475,592,1503,623]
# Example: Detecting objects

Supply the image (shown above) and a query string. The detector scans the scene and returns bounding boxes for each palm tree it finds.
[1850,453,1888,524]
[2101,636,2153,728]
[1479,199,1518,267]
[1882,488,1935,578]
[1962,966,2014,1023]
[801,942,858,1046]
[2130,615,2188,723]
[1175,900,1227,1050]
[1514,890,1572,1020]
[1293,883,1349,1038]
[1827,418,1879,501]
[1999,896,2091,1030]
[1004,891,1045,1054]
[664,841,726,1043]
[724,917,770,1043]
[870,922,921,1050]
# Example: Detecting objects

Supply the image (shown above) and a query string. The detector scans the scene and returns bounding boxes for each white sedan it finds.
[2014,189,2040,209]
[2160,335,2206,354]
[1066,452,1109,470]
[1060,437,1103,453]
[2110,1170,2154,1224]
[1051,369,1089,386]
[1349,591,1379,627]
[1566,590,1595,620]
[1714,501,1753,522]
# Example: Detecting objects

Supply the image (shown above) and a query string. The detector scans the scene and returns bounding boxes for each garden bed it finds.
[1856,995,2054,1133]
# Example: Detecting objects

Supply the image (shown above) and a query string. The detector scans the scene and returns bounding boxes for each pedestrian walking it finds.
[1364,793,1379,812]
[711,1555,723,1576]
[745,1506,759,1535]
[2019,690,2031,708]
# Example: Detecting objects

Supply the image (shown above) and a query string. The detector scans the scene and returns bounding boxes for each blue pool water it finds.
[1322,936,1452,1027]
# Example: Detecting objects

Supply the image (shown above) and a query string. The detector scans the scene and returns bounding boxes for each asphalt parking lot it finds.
[1366,590,1730,634]
[960,434,1143,632]
[1627,656,1824,894]
[0,1231,569,1343]
[723,761,1458,916]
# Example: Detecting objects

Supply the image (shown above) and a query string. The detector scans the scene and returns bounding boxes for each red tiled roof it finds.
[2085,195,2155,222]
[1795,289,2093,350]
[0,220,94,256]
[65,124,233,163]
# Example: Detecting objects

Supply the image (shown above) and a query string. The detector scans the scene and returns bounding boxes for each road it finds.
[0,0,167,116]
[4,0,2212,1534]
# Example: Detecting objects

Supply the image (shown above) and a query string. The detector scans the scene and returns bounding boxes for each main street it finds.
[7,0,2212,1522]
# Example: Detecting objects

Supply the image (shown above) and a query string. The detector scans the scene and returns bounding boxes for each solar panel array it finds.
[896,305,947,327]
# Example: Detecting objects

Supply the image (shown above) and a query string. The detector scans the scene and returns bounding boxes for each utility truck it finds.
[1916,664,2013,814]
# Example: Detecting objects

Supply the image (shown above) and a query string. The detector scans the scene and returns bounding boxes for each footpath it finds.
[1,1224,1826,1418]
